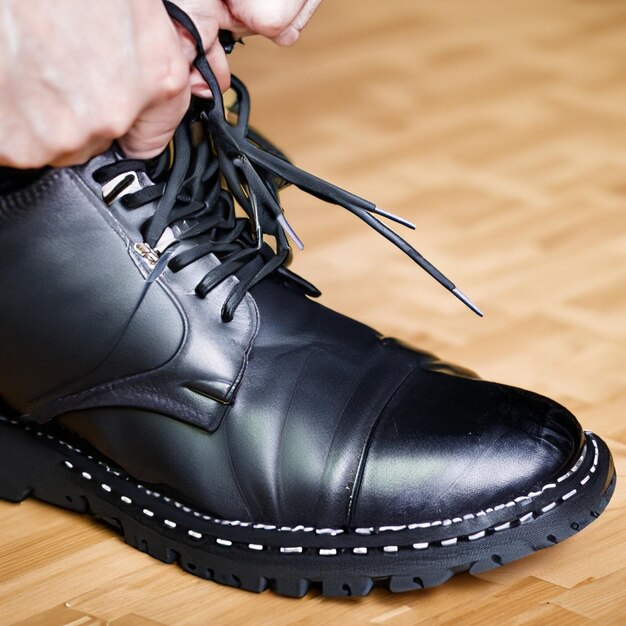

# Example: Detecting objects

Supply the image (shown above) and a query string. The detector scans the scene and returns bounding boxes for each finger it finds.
[225,0,309,38]
[118,15,194,162]
[171,1,235,60]
[190,39,231,98]
[272,0,322,46]
[172,14,229,98]
[117,82,192,160]
[174,22,200,64]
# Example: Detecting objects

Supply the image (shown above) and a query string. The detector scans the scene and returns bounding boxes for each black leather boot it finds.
[0,7,615,598]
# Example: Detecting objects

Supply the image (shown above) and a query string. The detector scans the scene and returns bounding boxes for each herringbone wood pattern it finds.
[1,1,625,623]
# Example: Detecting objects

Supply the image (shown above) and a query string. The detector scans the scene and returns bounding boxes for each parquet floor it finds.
[1,1,625,623]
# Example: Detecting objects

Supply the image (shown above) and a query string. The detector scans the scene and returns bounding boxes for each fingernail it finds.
[190,72,213,98]
[192,85,214,98]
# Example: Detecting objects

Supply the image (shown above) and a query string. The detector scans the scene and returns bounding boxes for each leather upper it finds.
[0,160,258,431]
[0,157,584,527]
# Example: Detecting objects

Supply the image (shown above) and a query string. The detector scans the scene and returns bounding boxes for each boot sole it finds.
[0,415,615,598]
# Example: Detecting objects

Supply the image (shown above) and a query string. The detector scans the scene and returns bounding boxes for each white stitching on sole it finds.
[0,417,603,554]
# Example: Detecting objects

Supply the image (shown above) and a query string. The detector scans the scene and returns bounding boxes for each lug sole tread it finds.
[0,416,616,598]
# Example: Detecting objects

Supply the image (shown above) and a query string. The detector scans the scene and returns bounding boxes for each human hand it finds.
[0,0,321,169]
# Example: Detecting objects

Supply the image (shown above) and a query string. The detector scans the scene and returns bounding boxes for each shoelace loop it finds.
[94,0,482,321]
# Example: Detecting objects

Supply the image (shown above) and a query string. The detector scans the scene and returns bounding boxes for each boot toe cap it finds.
[350,369,584,527]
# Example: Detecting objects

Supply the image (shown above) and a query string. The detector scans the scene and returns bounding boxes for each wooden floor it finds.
[2,0,625,623]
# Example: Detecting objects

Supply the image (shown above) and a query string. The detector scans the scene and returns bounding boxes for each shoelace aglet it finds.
[372,206,416,230]
[451,287,484,317]
[277,213,304,250]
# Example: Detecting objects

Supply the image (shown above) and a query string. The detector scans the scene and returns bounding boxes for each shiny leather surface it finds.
[60,276,583,526]
[0,161,258,431]
[1,163,584,527]
[350,371,581,525]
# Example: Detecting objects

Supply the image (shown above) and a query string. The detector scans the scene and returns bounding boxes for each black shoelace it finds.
[94,1,482,322]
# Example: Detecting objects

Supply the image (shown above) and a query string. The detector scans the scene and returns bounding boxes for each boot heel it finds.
[0,475,32,502]
[0,416,87,512]
[0,417,37,502]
